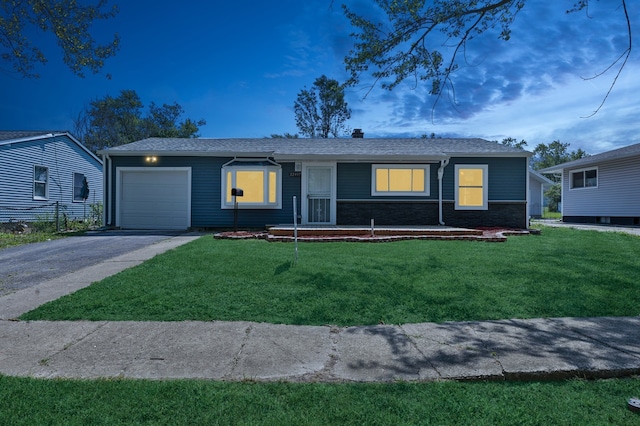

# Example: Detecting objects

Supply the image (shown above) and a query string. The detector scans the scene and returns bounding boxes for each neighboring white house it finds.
[0,131,103,224]
[539,142,640,226]
[529,169,554,218]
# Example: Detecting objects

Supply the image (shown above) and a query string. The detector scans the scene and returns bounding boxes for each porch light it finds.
[145,156,158,163]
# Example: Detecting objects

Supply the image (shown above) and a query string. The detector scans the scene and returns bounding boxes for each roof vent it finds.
[351,129,364,138]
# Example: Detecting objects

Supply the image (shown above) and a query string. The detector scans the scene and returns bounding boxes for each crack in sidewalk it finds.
[227,323,254,379]
[398,325,443,379]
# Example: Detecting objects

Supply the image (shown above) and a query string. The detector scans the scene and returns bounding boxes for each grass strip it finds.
[1,375,639,425]
[0,231,67,249]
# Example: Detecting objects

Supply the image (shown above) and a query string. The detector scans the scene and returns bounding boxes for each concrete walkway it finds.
[1,231,639,382]
[533,219,640,237]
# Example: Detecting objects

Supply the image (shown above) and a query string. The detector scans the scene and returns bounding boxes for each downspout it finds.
[437,158,450,225]
[525,156,531,229]
[103,153,111,227]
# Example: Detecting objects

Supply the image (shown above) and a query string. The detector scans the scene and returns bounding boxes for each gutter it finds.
[437,158,450,225]
[525,157,530,229]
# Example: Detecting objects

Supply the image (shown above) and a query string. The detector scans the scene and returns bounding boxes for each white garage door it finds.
[118,168,191,230]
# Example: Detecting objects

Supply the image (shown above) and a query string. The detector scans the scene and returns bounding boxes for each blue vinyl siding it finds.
[442,157,527,201]
[0,135,103,223]
[106,155,526,229]
[107,156,300,228]
[337,158,526,202]
[337,162,439,200]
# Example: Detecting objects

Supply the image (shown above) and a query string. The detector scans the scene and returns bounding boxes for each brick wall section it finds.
[442,203,527,228]
[337,201,527,228]
[337,201,440,226]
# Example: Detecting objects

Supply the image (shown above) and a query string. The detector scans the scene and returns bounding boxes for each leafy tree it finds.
[532,140,589,213]
[75,89,206,152]
[499,137,528,150]
[145,102,206,138]
[421,133,442,139]
[544,183,562,212]
[0,0,120,78]
[75,89,143,152]
[269,133,299,138]
[294,75,351,138]
[343,0,631,115]
[532,140,588,173]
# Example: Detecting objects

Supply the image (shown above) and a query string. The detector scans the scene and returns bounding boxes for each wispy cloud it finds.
[340,1,638,152]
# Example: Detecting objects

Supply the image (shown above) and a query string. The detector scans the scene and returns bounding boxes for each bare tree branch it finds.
[580,0,631,118]
[344,0,632,118]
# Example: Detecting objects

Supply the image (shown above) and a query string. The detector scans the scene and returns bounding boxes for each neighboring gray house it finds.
[0,131,103,224]
[529,169,554,218]
[99,137,533,230]
[540,142,640,226]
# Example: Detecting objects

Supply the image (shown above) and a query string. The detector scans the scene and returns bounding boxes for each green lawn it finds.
[542,207,562,219]
[21,226,640,325]
[8,226,640,424]
[0,231,66,249]
[1,375,639,425]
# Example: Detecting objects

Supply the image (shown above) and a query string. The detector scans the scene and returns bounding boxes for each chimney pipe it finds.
[351,128,364,138]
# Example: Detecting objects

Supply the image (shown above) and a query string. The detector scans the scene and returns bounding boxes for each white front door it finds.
[302,163,336,225]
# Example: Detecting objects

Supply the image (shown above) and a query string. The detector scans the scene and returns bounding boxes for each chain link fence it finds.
[0,202,103,233]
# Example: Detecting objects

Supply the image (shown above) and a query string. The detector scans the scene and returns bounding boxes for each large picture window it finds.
[371,164,430,196]
[222,163,281,209]
[455,164,488,210]
[570,168,597,189]
[33,165,48,200]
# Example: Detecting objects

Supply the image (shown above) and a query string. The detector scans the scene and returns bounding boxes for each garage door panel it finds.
[118,169,191,230]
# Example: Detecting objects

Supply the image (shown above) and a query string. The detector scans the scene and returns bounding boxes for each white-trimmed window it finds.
[73,173,89,202]
[570,167,597,189]
[372,164,430,196]
[221,162,281,209]
[455,164,488,210]
[33,165,48,200]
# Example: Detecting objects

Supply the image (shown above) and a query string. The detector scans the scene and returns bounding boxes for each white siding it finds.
[0,135,103,222]
[562,155,640,216]
[529,179,543,217]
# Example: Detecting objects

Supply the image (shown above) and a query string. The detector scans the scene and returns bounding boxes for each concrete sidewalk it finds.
[1,232,639,382]
[1,317,639,382]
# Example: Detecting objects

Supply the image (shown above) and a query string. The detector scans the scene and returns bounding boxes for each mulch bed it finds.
[214,228,534,243]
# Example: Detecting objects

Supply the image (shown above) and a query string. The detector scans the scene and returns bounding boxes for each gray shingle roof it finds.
[100,137,530,159]
[0,130,102,163]
[0,130,69,143]
[539,142,640,173]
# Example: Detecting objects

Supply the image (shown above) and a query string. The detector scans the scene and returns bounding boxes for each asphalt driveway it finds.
[0,230,188,297]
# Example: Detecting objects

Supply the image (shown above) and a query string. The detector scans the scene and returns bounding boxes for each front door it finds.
[302,163,336,225]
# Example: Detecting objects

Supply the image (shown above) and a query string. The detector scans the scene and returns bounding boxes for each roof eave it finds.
[98,150,276,157]
[447,151,532,158]
[0,132,59,145]
[2,131,102,165]
[273,154,449,162]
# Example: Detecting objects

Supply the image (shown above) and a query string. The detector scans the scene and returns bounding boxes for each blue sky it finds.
[1,1,638,155]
